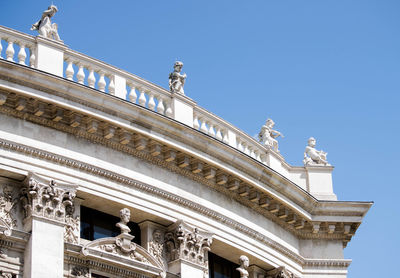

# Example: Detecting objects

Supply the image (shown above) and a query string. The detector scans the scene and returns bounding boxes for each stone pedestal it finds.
[35,36,66,77]
[305,166,337,201]
[172,94,195,127]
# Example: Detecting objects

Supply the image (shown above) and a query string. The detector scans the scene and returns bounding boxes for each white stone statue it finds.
[303,137,330,166]
[31,5,62,42]
[258,118,284,151]
[169,61,186,95]
[116,208,131,234]
[236,255,249,278]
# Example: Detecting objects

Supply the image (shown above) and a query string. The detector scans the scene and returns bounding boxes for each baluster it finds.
[215,126,223,141]
[29,46,35,68]
[200,118,208,133]
[138,88,147,106]
[65,60,74,80]
[108,76,115,95]
[98,72,106,92]
[148,93,156,111]
[128,85,137,103]
[254,150,261,161]
[165,101,173,117]
[208,122,216,137]
[17,43,26,65]
[236,138,242,151]
[88,68,96,88]
[222,130,229,144]
[156,97,165,114]
[76,64,85,84]
[193,115,200,130]
[6,40,14,61]
[0,37,2,59]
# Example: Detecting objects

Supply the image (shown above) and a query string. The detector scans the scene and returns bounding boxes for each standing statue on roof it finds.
[169,61,187,95]
[31,4,62,42]
[303,137,330,166]
[258,118,284,152]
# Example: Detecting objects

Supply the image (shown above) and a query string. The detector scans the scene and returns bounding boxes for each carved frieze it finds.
[266,266,297,278]
[20,173,77,225]
[0,272,12,278]
[0,185,18,236]
[165,220,213,267]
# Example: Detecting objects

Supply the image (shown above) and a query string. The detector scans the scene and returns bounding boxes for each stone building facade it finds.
[0,14,371,278]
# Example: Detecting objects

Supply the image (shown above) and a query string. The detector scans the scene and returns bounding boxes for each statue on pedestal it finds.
[31,5,62,42]
[303,137,330,166]
[258,119,284,151]
[236,255,249,278]
[169,61,186,95]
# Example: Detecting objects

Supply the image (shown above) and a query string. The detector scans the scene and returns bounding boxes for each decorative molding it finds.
[65,255,150,278]
[0,138,352,265]
[165,220,212,268]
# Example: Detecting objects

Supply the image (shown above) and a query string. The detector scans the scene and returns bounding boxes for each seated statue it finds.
[31,5,62,42]
[258,119,284,151]
[169,61,187,95]
[303,137,330,166]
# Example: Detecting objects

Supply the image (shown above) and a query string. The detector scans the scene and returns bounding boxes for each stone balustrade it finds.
[0,25,337,200]
[0,26,36,67]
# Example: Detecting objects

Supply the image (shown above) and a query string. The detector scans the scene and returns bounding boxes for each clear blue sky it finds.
[1,1,399,277]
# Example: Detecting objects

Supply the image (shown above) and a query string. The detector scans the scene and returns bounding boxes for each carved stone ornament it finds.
[258,118,284,152]
[31,4,62,42]
[81,208,165,277]
[149,229,165,268]
[71,265,89,278]
[236,255,249,278]
[303,137,330,166]
[20,173,77,224]
[169,61,187,95]
[164,220,213,268]
[64,215,80,244]
[0,185,18,236]
[266,266,296,278]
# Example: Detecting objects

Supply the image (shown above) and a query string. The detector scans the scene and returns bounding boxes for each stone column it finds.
[165,220,213,278]
[21,173,77,278]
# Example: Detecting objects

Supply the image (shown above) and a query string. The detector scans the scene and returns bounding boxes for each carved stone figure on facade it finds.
[258,119,284,152]
[31,5,62,42]
[236,255,249,278]
[0,272,12,278]
[116,207,131,234]
[303,137,330,166]
[169,61,186,95]
[149,229,165,267]
[266,266,293,278]
[0,185,17,236]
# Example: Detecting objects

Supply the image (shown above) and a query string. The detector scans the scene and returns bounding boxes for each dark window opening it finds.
[80,206,141,244]
[209,252,240,278]
[91,274,109,278]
